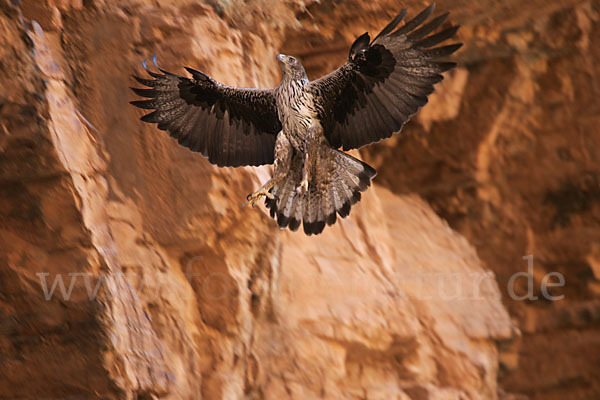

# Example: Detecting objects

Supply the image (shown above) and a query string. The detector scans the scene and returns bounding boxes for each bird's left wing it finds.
[308,3,461,150]
[131,66,281,167]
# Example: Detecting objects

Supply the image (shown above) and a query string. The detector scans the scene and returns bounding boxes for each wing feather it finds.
[372,8,408,42]
[131,66,281,167]
[406,12,449,41]
[392,3,436,37]
[415,26,460,48]
[309,3,461,150]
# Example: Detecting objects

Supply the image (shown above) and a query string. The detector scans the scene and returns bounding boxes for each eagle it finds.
[131,3,461,235]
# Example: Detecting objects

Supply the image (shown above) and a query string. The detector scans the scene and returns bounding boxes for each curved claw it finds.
[241,188,276,209]
[242,192,258,208]
[142,59,148,69]
[241,198,252,208]
[152,53,158,67]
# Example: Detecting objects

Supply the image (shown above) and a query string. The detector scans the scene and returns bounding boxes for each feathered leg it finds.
[243,131,293,207]
[297,124,322,194]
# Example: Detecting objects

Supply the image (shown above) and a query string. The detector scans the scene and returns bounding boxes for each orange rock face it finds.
[0,0,596,399]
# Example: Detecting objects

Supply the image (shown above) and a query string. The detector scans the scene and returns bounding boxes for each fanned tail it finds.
[265,147,376,235]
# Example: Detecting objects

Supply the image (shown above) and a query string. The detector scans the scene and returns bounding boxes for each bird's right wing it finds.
[131,66,282,167]
[309,3,461,151]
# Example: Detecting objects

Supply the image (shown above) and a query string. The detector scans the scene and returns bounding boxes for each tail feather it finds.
[275,179,295,226]
[266,146,376,235]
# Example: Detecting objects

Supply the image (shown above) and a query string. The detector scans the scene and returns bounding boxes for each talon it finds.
[242,197,257,208]
[241,188,274,208]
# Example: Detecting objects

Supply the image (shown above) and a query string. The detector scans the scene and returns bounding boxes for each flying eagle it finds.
[131,3,461,235]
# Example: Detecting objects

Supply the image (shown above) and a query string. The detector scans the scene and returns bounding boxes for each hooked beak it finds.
[276,54,285,62]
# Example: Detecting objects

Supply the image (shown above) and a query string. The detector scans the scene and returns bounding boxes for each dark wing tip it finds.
[443,42,464,53]
[406,12,450,41]
[436,61,457,72]
[373,7,408,42]
[152,54,171,75]
[423,2,436,17]
[393,2,438,37]
[144,68,166,79]
[130,100,156,109]
[185,67,210,82]
[140,111,158,122]
[132,75,157,87]
[415,25,460,48]
[422,42,463,59]
[130,87,156,98]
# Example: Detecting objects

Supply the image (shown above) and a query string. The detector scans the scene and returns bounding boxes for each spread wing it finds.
[131,66,281,167]
[309,3,461,150]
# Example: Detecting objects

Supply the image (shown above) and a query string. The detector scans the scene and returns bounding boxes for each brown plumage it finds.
[130,3,461,235]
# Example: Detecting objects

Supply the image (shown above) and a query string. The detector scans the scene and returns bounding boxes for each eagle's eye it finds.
[288,56,296,64]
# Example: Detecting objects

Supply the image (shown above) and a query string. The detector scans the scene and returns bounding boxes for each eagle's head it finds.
[277,54,308,81]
